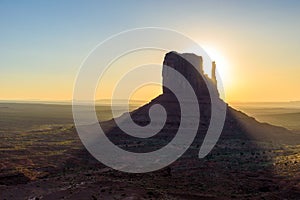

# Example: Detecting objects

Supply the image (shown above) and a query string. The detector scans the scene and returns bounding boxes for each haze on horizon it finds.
[1,0,300,103]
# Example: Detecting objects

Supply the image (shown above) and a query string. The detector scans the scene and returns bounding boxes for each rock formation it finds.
[162,51,219,100]
[105,51,299,154]
[212,61,217,86]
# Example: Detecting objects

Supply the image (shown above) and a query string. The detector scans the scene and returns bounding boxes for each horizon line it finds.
[1,99,300,104]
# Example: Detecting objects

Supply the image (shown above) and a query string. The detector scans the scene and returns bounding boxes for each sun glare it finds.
[184,43,231,88]
[202,45,230,85]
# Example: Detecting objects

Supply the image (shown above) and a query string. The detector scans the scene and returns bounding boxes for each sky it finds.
[1,0,300,102]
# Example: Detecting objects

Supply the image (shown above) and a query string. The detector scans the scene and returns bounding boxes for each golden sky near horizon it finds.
[1,38,300,103]
[1,41,300,103]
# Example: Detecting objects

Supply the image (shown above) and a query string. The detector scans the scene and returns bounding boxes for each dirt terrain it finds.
[1,102,300,200]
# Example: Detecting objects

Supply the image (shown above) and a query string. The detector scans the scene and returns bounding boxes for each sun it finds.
[182,43,231,100]
[183,43,231,86]
[202,45,231,86]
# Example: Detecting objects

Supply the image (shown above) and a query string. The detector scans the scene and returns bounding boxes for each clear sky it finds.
[1,0,300,102]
